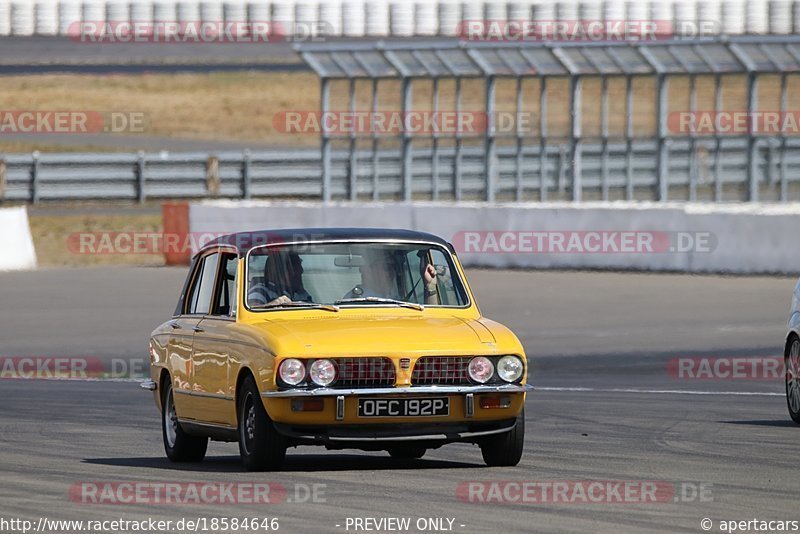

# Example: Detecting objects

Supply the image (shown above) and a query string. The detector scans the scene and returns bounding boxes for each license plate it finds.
[358,397,449,417]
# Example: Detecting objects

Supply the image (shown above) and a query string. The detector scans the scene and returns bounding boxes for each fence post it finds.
[136,151,146,203]
[30,151,40,204]
[484,75,497,202]
[320,78,331,202]
[206,155,220,197]
[0,159,6,202]
[242,150,251,200]
[746,72,759,202]
[570,75,582,202]
[401,76,413,201]
[656,74,670,201]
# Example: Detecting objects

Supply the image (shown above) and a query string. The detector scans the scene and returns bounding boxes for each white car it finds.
[786,278,800,423]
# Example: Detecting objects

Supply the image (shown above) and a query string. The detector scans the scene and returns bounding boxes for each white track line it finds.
[536,386,782,397]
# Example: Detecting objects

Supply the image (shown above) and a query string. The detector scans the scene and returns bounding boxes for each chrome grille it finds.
[411,356,472,385]
[332,357,396,387]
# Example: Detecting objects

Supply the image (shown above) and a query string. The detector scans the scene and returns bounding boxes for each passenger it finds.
[346,250,439,305]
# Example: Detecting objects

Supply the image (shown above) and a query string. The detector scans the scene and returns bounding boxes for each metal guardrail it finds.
[3,138,800,203]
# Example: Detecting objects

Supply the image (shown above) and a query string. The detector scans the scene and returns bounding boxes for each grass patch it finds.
[28,210,164,267]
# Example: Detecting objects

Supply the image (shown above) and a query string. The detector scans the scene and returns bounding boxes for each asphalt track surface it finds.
[1,266,799,534]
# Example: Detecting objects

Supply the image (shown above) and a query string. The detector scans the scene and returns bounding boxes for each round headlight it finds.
[497,355,524,383]
[468,356,495,384]
[279,358,306,386]
[309,359,337,387]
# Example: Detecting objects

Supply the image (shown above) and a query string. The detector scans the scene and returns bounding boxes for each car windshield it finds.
[245,242,469,310]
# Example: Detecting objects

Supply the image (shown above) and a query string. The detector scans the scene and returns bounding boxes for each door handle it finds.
[168,320,181,329]
[193,325,205,333]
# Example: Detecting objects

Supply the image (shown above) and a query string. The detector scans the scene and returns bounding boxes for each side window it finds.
[212,253,238,316]
[429,249,463,306]
[404,250,424,303]
[186,253,219,315]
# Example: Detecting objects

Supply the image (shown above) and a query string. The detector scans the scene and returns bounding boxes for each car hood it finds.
[254,313,497,356]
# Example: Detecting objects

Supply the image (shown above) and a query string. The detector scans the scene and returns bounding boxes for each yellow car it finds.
[143,228,531,471]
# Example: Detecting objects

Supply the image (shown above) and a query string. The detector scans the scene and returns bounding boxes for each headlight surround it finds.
[309,359,337,387]
[497,355,524,383]
[468,356,495,384]
[278,358,306,386]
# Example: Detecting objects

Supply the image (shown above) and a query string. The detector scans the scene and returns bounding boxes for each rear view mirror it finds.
[334,255,366,268]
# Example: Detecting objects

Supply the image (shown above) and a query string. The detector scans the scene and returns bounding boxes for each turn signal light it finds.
[291,399,325,412]
[479,396,512,409]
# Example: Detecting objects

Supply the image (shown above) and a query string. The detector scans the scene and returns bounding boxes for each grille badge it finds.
[400,358,411,370]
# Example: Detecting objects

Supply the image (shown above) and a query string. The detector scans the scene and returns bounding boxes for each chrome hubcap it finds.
[787,340,800,414]
[164,389,178,448]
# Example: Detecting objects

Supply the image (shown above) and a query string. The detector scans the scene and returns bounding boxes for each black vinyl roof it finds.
[202,227,453,256]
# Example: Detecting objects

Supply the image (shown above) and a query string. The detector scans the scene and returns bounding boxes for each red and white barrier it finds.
[0,207,37,271]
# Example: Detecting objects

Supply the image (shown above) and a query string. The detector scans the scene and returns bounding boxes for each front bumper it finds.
[274,418,518,449]
[261,384,533,398]
[262,384,531,426]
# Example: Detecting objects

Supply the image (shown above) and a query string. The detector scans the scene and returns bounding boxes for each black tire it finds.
[238,375,287,471]
[786,336,800,424]
[480,410,525,467]
[388,446,426,459]
[161,381,208,462]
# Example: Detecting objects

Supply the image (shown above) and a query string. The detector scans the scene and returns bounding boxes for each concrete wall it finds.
[0,206,37,271]
[189,200,800,274]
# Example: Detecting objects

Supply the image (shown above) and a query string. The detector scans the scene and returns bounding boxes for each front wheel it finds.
[161,381,208,462]
[480,410,525,467]
[238,375,287,471]
[786,337,800,424]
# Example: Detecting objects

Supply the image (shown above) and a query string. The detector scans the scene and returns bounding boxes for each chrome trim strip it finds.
[140,379,157,391]
[465,393,474,417]
[177,418,237,431]
[293,425,515,442]
[262,384,533,398]
[175,389,234,401]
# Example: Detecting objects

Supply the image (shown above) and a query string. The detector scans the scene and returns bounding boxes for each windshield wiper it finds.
[256,302,340,312]
[334,297,424,311]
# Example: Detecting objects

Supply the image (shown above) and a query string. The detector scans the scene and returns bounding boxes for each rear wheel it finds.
[161,381,208,462]
[480,410,525,467]
[786,337,800,424]
[388,446,426,459]
[238,375,287,471]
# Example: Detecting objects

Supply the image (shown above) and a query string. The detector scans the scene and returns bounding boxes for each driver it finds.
[248,252,312,307]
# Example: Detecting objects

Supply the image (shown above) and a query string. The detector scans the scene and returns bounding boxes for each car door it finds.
[190,250,238,425]
[171,250,219,421]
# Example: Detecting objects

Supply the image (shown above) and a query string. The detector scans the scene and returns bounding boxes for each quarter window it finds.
[212,253,238,316]
[186,253,219,315]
